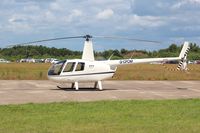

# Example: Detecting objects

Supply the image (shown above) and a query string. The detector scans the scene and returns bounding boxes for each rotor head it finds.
[83,35,93,41]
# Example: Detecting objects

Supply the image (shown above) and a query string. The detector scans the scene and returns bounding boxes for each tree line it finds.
[0,43,199,61]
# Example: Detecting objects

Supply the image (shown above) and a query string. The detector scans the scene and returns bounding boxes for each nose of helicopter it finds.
[47,60,67,82]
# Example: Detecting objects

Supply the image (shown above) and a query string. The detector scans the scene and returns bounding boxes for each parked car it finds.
[20,58,35,63]
[51,59,60,64]
[35,59,45,63]
[196,60,200,64]
[20,59,26,63]
[45,58,60,64]
[45,58,53,63]
[0,59,10,63]
[26,58,35,63]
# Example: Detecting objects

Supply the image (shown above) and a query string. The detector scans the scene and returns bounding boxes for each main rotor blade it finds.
[94,36,161,44]
[11,36,85,46]
[8,34,160,48]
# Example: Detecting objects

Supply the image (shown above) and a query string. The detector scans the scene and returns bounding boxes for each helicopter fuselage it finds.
[47,59,116,83]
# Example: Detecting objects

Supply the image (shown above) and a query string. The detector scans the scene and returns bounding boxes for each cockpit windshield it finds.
[48,60,86,76]
[48,60,66,75]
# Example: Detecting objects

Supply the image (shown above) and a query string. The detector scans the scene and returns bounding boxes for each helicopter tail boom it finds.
[104,42,190,67]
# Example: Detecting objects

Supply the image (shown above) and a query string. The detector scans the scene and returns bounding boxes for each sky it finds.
[0,0,200,51]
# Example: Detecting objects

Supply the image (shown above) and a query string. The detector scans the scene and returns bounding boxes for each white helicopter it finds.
[14,35,190,90]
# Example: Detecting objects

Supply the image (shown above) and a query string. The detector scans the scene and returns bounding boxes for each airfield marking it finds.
[0,80,200,105]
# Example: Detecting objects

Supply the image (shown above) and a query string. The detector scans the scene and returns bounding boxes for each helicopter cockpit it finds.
[48,60,85,76]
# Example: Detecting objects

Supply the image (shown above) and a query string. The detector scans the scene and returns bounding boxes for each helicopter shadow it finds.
[50,86,117,92]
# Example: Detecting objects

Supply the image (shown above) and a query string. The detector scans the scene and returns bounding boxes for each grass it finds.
[0,63,50,80]
[114,64,200,80]
[0,63,200,80]
[0,99,200,133]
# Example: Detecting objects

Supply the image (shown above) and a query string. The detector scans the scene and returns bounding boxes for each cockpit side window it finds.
[63,62,76,72]
[75,62,85,71]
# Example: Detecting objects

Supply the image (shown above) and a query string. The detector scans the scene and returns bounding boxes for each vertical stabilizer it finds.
[82,40,95,61]
[177,42,190,71]
[179,42,190,59]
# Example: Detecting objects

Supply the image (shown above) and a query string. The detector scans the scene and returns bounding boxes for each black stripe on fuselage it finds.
[49,71,115,77]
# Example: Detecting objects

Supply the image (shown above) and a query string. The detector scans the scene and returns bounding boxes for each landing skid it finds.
[57,81,103,91]
[57,86,66,89]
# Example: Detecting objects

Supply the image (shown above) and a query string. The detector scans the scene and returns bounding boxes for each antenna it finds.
[108,53,114,60]
[130,52,135,59]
